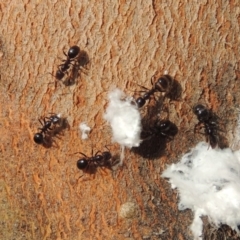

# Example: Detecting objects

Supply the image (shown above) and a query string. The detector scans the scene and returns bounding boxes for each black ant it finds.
[136,88,156,108]
[193,104,219,148]
[135,76,157,108]
[53,45,80,82]
[143,119,178,140]
[76,150,112,172]
[33,114,61,144]
[133,119,177,159]
[59,45,80,72]
[46,113,61,125]
[154,74,173,95]
[135,74,174,108]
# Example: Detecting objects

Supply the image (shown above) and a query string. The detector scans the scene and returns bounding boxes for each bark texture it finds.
[0,0,239,239]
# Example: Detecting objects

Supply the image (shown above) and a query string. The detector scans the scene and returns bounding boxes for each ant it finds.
[133,119,177,158]
[58,45,80,72]
[53,45,80,81]
[135,76,157,108]
[136,88,156,108]
[193,104,219,148]
[154,74,173,95]
[33,114,61,144]
[143,119,178,140]
[76,149,112,172]
[135,74,174,108]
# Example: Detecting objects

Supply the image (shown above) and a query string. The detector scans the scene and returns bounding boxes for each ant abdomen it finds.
[68,45,80,59]
[142,119,178,141]
[136,97,146,108]
[33,132,44,144]
[154,74,173,93]
[154,120,178,139]
[77,159,88,170]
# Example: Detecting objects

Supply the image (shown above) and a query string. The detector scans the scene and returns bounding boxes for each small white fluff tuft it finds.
[104,88,142,148]
[231,108,240,150]
[79,122,91,140]
[162,142,240,240]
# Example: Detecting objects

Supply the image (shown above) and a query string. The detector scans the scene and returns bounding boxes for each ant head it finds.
[33,132,44,144]
[77,159,88,170]
[155,75,173,92]
[68,46,80,59]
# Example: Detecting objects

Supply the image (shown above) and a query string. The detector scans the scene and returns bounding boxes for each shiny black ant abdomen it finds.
[67,45,80,59]
[193,104,219,148]
[145,119,178,140]
[133,119,178,159]
[76,150,112,171]
[154,74,173,94]
[140,119,178,141]
[33,132,44,144]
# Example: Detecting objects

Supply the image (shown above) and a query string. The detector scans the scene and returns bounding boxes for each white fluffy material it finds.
[231,108,240,150]
[104,88,142,148]
[162,142,240,239]
[79,122,91,140]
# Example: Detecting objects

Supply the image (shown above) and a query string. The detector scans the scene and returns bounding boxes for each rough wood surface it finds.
[0,0,239,239]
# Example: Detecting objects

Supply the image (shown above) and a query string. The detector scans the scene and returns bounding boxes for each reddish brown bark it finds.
[0,0,239,239]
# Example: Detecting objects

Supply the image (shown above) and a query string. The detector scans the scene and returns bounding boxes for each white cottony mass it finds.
[104,88,142,148]
[79,122,91,140]
[162,142,240,240]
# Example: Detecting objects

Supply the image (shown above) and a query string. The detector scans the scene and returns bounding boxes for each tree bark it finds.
[0,0,239,239]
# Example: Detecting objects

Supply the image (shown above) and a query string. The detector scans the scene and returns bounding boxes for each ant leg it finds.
[38,118,45,127]
[94,151,101,157]
[150,74,156,86]
[104,145,111,152]
[92,151,101,157]
[194,122,205,135]
[57,56,67,62]
[136,83,150,91]
[63,50,68,58]
[79,66,89,75]
[100,168,109,176]
[48,112,58,116]
[73,152,89,158]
